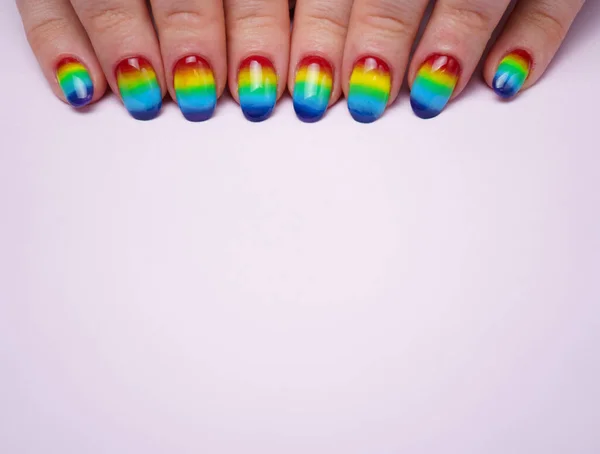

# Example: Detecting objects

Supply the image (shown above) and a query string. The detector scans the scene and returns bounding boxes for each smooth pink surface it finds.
[1,2,600,453]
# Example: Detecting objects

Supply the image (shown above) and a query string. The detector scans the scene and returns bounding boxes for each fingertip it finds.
[408,53,460,119]
[172,55,218,122]
[346,56,391,123]
[237,55,278,122]
[115,56,164,120]
[292,55,334,123]
[54,56,106,108]
[483,45,534,100]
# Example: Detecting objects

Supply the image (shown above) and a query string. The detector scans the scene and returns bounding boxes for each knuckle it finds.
[231,13,283,33]
[26,16,69,44]
[526,9,568,41]
[153,0,212,28]
[229,0,282,24]
[162,10,205,28]
[443,2,496,34]
[83,4,136,33]
[354,1,421,39]
[305,5,349,38]
[357,11,413,39]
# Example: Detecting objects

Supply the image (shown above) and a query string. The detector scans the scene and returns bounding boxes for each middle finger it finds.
[225,0,291,122]
[342,0,430,123]
[151,0,227,121]
[288,0,353,122]
[409,0,511,119]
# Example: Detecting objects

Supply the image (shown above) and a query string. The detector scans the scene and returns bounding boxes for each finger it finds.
[17,0,106,108]
[343,0,429,123]
[70,0,165,120]
[288,0,352,122]
[225,0,290,122]
[485,0,586,99]
[409,0,511,119]
[151,0,227,121]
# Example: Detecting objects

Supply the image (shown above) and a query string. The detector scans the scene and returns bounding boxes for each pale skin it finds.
[17,0,587,121]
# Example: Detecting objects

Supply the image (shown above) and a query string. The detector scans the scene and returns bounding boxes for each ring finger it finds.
[408,0,511,119]
[70,0,166,120]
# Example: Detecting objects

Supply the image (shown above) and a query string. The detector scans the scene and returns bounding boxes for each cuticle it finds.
[113,55,155,77]
[237,54,278,78]
[172,54,213,74]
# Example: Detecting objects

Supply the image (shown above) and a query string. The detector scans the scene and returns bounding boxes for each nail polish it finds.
[293,56,333,122]
[56,57,94,108]
[493,50,532,99]
[410,54,460,119]
[173,55,217,121]
[116,57,162,120]
[347,56,391,123]
[238,56,277,122]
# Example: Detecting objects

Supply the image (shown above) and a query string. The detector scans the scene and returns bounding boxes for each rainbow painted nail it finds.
[56,57,93,108]
[173,55,217,121]
[347,56,391,123]
[293,56,333,122]
[116,57,162,120]
[493,50,532,99]
[410,54,460,119]
[238,56,277,122]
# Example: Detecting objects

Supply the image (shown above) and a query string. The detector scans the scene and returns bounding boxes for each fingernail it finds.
[347,56,391,123]
[237,56,277,122]
[410,54,460,119]
[293,56,333,123]
[173,55,217,122]
[116,57,162,121]
[56,57,94,108]
[493,50,532,99]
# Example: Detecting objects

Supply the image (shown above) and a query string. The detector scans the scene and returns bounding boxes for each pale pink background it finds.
[1,1,599,453]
